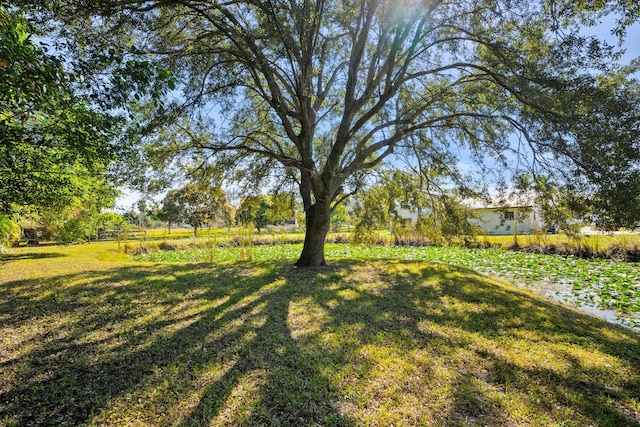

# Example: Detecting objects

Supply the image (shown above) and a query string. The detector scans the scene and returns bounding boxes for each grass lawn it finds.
[140,243,640,328]
[1,242,640,426]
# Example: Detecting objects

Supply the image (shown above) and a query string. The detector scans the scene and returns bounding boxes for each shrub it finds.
[0,215,21,249]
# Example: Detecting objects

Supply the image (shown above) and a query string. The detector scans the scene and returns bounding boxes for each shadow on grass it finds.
[0,259,639,426]
[0,262,356,426]
[0,252,68,262]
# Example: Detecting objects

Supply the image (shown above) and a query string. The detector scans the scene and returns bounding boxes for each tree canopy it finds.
[0,6,127,215]
[15,0,640,265]
[236,195,270,233]
[0,3,180,229]
[158,182,230,237]
[235,193,297,231]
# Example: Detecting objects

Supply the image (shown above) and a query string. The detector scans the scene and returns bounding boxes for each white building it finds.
[464,195,544,235]
[396,194,546,235]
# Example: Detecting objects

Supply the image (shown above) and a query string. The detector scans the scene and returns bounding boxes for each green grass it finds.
[128,227,308,244]
[138,243,640,328]
[1,242,640,426]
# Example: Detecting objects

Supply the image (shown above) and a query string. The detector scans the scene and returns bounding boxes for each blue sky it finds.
[114,16,640,211]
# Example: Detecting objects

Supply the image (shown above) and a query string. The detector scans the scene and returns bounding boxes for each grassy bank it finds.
[1,242,640,426]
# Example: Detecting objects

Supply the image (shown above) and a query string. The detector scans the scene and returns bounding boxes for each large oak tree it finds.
[17,0,639,265]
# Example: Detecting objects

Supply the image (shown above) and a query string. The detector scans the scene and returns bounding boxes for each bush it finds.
[0,215,21,248]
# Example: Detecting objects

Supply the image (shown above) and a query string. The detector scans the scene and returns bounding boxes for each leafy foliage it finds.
[158,183,230,236]
[351,170,478,245]
[0,214,21,248]
[513,74,640,228]
[330,203,349,232]
[415,196,480,246]
[18,0,640,264]
[235,195,270,232]
[155,195,182,232]
[40,178,119,244]
[0,2,180,244]
[267,192,297,225]
[95,212,128,237]
[0,7,125,214]
[234,193,298,232]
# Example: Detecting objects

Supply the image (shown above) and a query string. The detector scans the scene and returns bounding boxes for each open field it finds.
[1,242,640,426]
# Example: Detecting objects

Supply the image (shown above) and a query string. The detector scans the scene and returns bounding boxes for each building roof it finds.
[461,194,536,209]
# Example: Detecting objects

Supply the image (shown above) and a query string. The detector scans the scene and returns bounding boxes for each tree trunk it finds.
[295,201,332,267]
